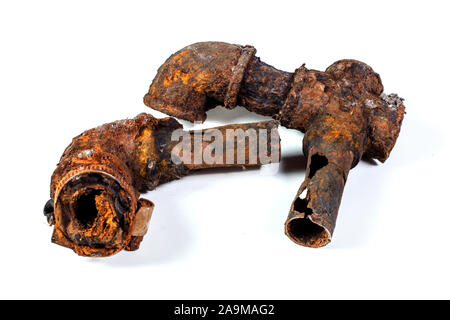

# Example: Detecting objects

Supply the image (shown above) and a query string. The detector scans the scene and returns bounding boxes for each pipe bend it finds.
[46,113,280,256]
[144,42,246,122]
[48,113,183,256]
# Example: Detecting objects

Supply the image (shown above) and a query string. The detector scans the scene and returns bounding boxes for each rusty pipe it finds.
[144,41,405,247]
[46,113,280,256]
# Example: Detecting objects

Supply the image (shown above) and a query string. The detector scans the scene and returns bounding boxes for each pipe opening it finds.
[308,154,328,179]
[286,217,330,247]
[74,189,101,227]
[288,197,330,247]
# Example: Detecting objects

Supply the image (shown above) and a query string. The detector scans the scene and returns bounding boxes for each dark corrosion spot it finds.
[350,62,366,75]
[315,73,328,81]
[114,196,127,217]
[114,195,128,230]
[308,154,328,179]
[74,190,101,227]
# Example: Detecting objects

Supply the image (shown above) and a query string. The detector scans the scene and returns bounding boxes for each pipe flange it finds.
[224,45,256,109]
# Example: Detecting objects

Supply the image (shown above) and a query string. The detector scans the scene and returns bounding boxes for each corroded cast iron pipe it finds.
[144,41,405,247]
[46,113,280,257]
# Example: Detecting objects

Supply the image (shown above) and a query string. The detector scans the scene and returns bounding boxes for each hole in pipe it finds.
[293,197,312,215]
[308,154,328,179]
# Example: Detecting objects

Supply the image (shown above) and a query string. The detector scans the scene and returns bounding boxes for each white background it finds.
[1,0,449,299]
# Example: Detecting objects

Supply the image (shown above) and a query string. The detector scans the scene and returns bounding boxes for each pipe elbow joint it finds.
[144,42,255,122]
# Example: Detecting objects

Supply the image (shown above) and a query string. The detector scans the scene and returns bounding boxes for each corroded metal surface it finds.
[46,113,279,256]
[144,41,405,247]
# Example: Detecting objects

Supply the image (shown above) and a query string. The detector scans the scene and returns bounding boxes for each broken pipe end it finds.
[49,151,140,257]
[285,212,331,248]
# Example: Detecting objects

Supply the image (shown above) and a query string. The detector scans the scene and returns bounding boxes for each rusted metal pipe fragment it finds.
[46,113,279,256]
[144,41,405,247]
